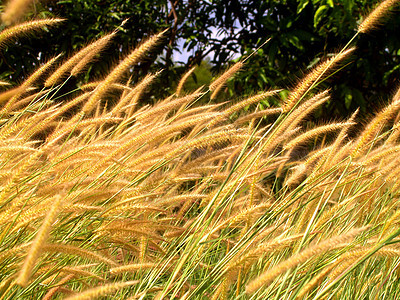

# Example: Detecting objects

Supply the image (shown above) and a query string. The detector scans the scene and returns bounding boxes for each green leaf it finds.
[383,64,400,85]
[326,0,334,8]
[345,91,352,110]
[352,88,366,112]
[292,29,314,42]
[268,41,278,66]
[297,0,309,14]
[287,34,302,49]
[279,89,290,101]
[314,5,329,27]
[260,72,268,84]
[261,100,270,108]
[110,13,122,20]
[307,57,321,69]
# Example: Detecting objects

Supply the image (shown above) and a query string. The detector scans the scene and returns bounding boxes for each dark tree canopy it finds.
[0,0,399,117]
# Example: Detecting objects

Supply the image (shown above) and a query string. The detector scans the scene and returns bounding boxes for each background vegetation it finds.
[1,0,399,117]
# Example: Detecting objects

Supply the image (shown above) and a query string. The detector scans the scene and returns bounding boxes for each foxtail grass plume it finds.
[16,194,64,287]
[284,122,355,150]
[1,54,61,113]
[358,0,399,33]
[45,32,116,87]
[176,66,196,96]
[64,280,139,300]
[210,61,243,99]
[245,227,369,295]
[82,28,168,114]
[42,274,75,300]
[283,48,355,112]
[1,0,36,25]
[0,19,64,47]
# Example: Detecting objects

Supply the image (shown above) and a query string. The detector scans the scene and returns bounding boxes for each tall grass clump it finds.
[1,1,400,299]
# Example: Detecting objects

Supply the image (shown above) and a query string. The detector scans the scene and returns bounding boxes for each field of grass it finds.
[1,0,400,299]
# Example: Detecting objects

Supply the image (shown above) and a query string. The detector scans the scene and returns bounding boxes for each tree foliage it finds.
[0,0,399,116]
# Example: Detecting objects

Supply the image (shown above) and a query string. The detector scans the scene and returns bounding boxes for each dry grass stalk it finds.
[45,32,116,87]
[209,61,243,93]
[234,107,282,125]
[380,209,400,237]
[0,276,16,298]
[16,194,64,287]
[1,55,61,113]
[82,29,168,114]
[296,263,337,299]
[64,280,139,300]
[60,266,106,282]
[245,226,368,294]
[282,48,355,113]
[360,145,400,167]
[42,244,119,267]
[321,110,358,168]
[42,274,75,300]
[325,246,400,287]
[110,263,158,274]
[0,19,64,47]
[135,92,203,122]
[358,0,399,33]
[0,242,32,262]
[111,72,160,115]
[209,90,280,127]
[225,234,304,273]
[176,66,196,96]
[80,81,130,92]
[8,90,47,111]
[278,90,330,137]
[210,203,272,235]
[352,98,400,156]
[1,0,35,25]
[284,122,354,150]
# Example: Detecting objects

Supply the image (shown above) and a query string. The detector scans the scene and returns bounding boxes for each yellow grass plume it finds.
[64,280,139,300]
[1,0,36,25]
[358,0,399,33]
[282,48,355,113]
[0,19,64,47]
[82,29,168,114]
[246,227,368,295]
[16,194,64,287]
